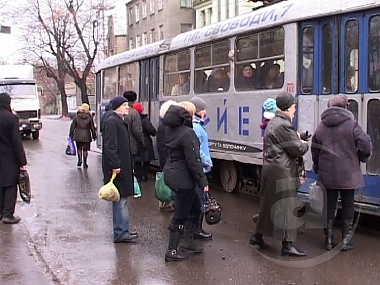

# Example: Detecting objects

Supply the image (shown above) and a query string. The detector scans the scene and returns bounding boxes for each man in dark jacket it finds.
[311,94,371,251]
[162,103,209,262]
[123,91,143,166]
[102,96,138,243]
[0,93,27,224]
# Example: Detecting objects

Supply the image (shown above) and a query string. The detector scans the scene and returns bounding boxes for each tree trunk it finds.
[58,82,68,117]
[78,80,89,104]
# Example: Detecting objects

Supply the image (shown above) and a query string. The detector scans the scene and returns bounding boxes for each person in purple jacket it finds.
[311,94,371,251]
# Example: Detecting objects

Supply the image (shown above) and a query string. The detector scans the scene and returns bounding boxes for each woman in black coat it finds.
[311,94,371,251]
[0,93,27,224]
[102,96,137,243]
[133,102,156,181]
[162,102,209,262]
[251,93,309,256]
[69,103,96,168]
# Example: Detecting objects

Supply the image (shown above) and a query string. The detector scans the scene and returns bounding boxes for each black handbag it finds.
[65,144,71,155]
[204,192,222,225]
[18,170,31,204]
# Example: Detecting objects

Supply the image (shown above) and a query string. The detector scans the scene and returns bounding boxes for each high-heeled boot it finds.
[249,233,269,249]
[164,224,187,262]
[325,219,334,251]
[341,220,354,251]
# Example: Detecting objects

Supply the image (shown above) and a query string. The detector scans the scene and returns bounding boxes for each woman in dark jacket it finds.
[311,94,371,251]
[251,93,309,256]
[102,96,137,243]
[133,102,156,182]
[0,93,27,224]
[162,102,209,262]
[69,103,96,168]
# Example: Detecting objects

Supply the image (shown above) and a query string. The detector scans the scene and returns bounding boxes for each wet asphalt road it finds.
[2,117,380,285]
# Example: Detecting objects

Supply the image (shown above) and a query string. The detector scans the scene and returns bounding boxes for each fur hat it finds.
[327,94,349,108]
[133,102,144,114]
[80,103,90,111]
[111,96,128,110]
[276,92,297,111]
[189,96,206,113]
[123,91,137,102]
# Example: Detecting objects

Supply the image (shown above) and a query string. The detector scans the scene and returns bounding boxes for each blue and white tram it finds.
[95,0,380,216]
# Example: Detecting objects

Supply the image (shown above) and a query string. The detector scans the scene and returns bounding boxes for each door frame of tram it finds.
[139,57,160,166]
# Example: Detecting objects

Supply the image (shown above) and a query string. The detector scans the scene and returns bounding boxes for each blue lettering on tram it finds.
[217,99,228,134]
[239,106,250,136]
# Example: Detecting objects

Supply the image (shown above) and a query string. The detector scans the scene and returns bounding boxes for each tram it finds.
[95,0,380,216]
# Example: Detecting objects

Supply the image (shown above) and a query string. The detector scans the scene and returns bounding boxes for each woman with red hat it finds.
[133,102,156,181]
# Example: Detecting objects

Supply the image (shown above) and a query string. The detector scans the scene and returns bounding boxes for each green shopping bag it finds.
[133,176,141,198]
[155,172,173,202]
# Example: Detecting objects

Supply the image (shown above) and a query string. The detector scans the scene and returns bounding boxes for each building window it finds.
[135,4,140,23]
[158,0,163,10]
[129,7,133,26]
[136,35,141,48]
[150,28,156,43]
[143,32,148,45]
[180,0,192,8]
[159,25,164,40]
[150,0,155,14]
[129,38,134,50]
[180,23,193,33]
[142,0,147,19]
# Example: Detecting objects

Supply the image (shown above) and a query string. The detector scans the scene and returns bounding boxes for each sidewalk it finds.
[0,222,54,285]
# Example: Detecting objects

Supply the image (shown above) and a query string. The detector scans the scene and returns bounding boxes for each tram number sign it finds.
[287,83,295,93]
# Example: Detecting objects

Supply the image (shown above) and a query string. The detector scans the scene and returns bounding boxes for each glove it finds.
[300,131,311,141]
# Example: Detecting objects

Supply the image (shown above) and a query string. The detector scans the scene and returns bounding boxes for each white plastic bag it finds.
[309,182,324,216]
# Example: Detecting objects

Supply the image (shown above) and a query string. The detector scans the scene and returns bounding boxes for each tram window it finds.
[195,40,229,69]
[348,99,358,121]
[103,68,117,100]
[119,63,138,95]
[322,24,332,94]
[163,50,190,96]
[366,99,380,175]
[235,27,284,91]
[368,15,380,92]
[301,27,314,94]
[344,20,359,93]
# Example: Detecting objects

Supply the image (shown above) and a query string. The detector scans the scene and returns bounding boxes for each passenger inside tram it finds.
[171,72,190,95]
[203,68,230,92]
[263,64,283,89]
[235,64,258,90]
[346,65,356,92]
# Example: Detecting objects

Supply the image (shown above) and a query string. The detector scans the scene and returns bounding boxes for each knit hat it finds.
[0,92,11,111]
[189,96,206,113]
[133,102,144,113]
[159,100,178,118]
[327,94,348,108]
[262,98,277,119]
[111,96,128,110]
[80,103,90,111]
[123,91,137,102]
[276,92,297,111]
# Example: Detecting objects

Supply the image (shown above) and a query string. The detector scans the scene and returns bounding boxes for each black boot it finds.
[249,233,269,249]
[181,221,203,254]
[325,219,334,251]
[83,159,88,168]
[165,224,187,262]
[77,158,82,167]
[341,220,355,251]
[281,241,306,256]
[193,213,212,240]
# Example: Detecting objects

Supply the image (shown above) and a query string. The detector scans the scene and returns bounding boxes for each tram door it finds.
[139,57,160,161]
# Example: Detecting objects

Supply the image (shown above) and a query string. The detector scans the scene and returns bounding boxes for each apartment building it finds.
[193,0,259,28]
[107,1,128,56]
[126,0,195,50]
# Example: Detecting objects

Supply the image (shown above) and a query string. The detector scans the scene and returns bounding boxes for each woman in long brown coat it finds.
[251,93,308,256]
[69,103,96,168]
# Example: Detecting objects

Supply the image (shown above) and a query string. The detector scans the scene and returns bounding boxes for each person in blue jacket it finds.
[189,96,213,240]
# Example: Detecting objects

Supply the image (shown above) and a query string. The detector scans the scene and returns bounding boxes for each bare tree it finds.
[19,0,111,116]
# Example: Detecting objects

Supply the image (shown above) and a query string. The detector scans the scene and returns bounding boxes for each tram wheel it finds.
[220,161,238,193]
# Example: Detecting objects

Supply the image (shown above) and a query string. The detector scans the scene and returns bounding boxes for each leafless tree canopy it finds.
[17,0,111,116]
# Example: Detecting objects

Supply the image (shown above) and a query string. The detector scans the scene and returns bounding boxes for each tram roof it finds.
[96,0,378,72]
